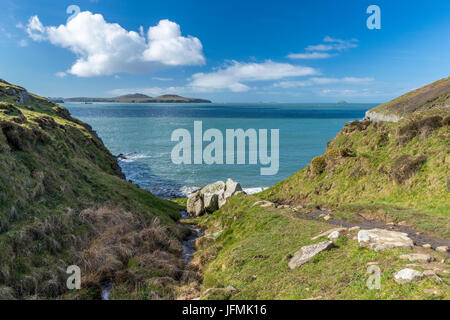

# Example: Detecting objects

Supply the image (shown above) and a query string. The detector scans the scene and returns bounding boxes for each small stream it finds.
[179,210,204,263]
[100,210,202,300]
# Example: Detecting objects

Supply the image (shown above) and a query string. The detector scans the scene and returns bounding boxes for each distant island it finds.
[49,93,212,103]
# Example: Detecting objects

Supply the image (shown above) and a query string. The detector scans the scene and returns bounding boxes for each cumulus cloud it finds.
[25,12,205,77]
[188,60,318,92]
[109,60,318,95]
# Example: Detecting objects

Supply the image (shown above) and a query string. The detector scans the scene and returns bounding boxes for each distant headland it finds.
[49,93,212,103]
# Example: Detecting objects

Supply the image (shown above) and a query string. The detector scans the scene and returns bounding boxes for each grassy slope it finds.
[262,92,449,238]
[369,77,450,117]
[188,78,450,300]
[0,79,185,299]
[192,195,449,300]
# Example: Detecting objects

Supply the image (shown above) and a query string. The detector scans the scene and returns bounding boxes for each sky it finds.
[0,0,449,103]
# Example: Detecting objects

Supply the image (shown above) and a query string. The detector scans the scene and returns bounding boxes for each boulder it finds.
[200,181,225,196]
[399,253,434,263]
[187,179,243,215]
[288,240,334,269]
[186,191,204,217]
[203,193,219,213]
[311,227,346,240]
[436,246,449,253]
[394,268,423,284]
[224,178,243,198]
[358,229,414,251]
[328,231,341,241]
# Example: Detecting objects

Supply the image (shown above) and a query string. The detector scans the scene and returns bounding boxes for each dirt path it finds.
[275,206,450,257]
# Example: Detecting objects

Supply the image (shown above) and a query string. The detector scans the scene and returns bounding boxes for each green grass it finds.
[262,109,450,239]
[0,79,184,299]
[193,195,449,300]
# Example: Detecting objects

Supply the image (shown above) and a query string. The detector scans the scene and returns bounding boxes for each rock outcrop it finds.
[186,179,244,216]
[288,241,334,269]
[394,268,423,284]
[358,229,414,251]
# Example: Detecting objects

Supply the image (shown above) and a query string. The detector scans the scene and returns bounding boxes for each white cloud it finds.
[287,52,334,60]
[142,20,205,66]
[188,60,318,92]
[109,86,186,97]
[55,72,67,78]
[18,39,28,47]
[306,36,358,52]
[25,12,205,77]
[274,77,373,88]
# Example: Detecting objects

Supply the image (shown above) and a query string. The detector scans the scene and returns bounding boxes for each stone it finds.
[422,244,432,249]
[200,181,225,195]
[288,240,334,269]
[323,215,332,221]
[394,268,423,284]
[399,253,434,263]
[348,226,360,232]
[224,178,243,199]
[203,193,219,213]
[358,229,414,251]
[252,200,275,208]
[328,231,340,241]
[186,191,204,217]
[423,270,443,284]
[311,227,347,240]
[436,246,449,253]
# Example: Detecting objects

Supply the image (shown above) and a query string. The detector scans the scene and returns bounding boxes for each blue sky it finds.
[0,0,449,102]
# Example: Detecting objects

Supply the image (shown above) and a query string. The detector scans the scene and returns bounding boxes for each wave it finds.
[117,152,151,163]
[178,185,268,197]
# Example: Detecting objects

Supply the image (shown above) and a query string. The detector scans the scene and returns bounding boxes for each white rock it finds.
[186,191,204,217]
[288,241,334,269]
[399,253,434,263]
[358,229,414,251]
[311,227,347,240]
[224,178,243,199]
[436,246,449,253]
[348,226,361,232]
[328,231,340,241]
[252,200,275,208]
[422,244,432,249]
[394,268,423,284]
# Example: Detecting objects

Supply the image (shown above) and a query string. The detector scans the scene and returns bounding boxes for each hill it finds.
[61,94,211,103]
[183,77,450,300]
[0,79,194,300]
[366,76,450,121]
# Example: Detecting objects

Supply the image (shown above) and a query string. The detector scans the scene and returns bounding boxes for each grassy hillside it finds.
[367,76,450,118]
[190,195,449,300]
[183,78,449,300]
[0,79,191,299]
[261,84,449,239]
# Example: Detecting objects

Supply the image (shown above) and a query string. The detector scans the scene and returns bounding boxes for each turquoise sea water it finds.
[64,102,375,198]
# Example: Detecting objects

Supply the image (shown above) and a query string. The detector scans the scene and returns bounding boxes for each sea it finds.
[63,102,375,198]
